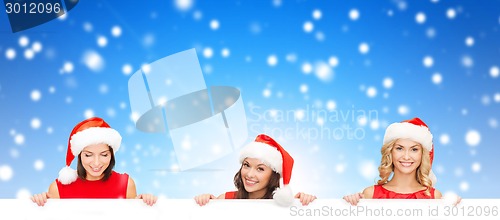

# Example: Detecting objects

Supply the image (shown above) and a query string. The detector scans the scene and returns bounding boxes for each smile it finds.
[400,162,414,167]
[90,166,102,172]
[244,178,258,186]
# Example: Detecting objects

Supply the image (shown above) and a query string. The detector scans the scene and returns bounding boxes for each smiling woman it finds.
[342,118,461,205]
[194,134,317,207]
[31,117,157,206]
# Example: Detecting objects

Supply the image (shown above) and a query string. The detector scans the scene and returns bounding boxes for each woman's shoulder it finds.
[362,185,375,199]
[217,193,226,199]
[48,180,60,198]
[433,188,442,199]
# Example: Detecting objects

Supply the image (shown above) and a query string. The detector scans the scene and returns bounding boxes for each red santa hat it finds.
[383,117,436,186]
[58,117,122,185]
[239,134,294,206]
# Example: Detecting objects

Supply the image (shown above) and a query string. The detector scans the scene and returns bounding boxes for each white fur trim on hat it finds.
[58,166,77,185]
[273,185,294,206]
[239,142,283,174]
[383,122,433,151]
[70,127,122,156]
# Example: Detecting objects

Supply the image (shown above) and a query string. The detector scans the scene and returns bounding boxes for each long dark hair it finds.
[233,164,281,199]
[77,145,115,181]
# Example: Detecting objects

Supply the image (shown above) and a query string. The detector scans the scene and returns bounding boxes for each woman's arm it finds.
[362,185,374,199]
[294,192,317,206]
[127,177,157,206]
[434,189,442,199]
[343,186,374,206]
[31,181,60,206]
[194,193,225,206]
[126,177,137,199]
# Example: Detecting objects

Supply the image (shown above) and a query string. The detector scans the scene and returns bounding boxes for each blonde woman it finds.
[344,118,447,205]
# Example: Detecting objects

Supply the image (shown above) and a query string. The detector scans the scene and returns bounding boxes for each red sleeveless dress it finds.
[372,185,435,199]
[56,171,129,198]
[225,191,237,199]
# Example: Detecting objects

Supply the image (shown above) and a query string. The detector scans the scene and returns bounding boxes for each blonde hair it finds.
[377,139,433,196]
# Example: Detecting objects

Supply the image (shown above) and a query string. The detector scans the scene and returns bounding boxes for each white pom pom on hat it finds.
[239,134,295,206]
[58,117,122,185]
[383,117,437,186]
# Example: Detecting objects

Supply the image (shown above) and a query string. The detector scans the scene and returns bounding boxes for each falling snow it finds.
[97,36,108,47]
[447,8,457,19]
[465,36,474,47]
[82,50,105,72]
[0,165,13,181]
[349,9,360,20]
[209,19,220,30]
[490,66,499,78]
[314,62,333,81]
[415,12,426,24]
[30,90,41,102]
[423,56,434,68]
[328,56,339,67]
[432,72,443,84]
[366,86,377,98]
[302,62,313,74]
[203,47,213,58]
[303,21,314,33]
[221,48,230,58]
[312,9,322,20]
[0,0,497,200]
[383,77,393,89]
[267,55,278,66]
[33,160,44,171]
[398,105,410,115]
[174,0,193,11]
[111,26,122,37]
[5,48,16,60]
[30,118,41,129]
[465,130,481,147]
[359,42,370,54]
[440,134,450,145]
[122,64,133,75]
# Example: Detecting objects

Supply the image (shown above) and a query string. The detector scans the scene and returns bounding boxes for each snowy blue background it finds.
[0,0,499,199]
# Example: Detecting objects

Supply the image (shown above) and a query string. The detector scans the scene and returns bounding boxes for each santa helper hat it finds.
[239,134,295,206]
[58,117,122,185]
[383,117,437,186]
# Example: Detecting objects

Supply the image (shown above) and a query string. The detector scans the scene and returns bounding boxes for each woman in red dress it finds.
[31,117,157,206]
[344,118,445,205]
[194,134,316,207]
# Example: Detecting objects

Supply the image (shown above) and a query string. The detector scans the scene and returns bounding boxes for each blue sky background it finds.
[0,0,499,199]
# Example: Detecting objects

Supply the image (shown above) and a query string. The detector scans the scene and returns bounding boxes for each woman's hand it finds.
[454,196,462,206]
[294,192,317,206]
[137,194,158,206]
[194,194,216,206]
[31,192,49,206]
[343,192,363,206]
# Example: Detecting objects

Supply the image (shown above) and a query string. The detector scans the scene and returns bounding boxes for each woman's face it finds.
[80,143,112,180]
[240,158,273,198]
[391,139,422,175]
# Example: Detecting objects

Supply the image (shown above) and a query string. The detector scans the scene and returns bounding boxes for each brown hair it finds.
[77,145,115,181]
[233,164,281,199]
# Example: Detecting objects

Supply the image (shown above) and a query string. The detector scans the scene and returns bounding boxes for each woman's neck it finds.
[386,172,423,192]
[85,173,105,181]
